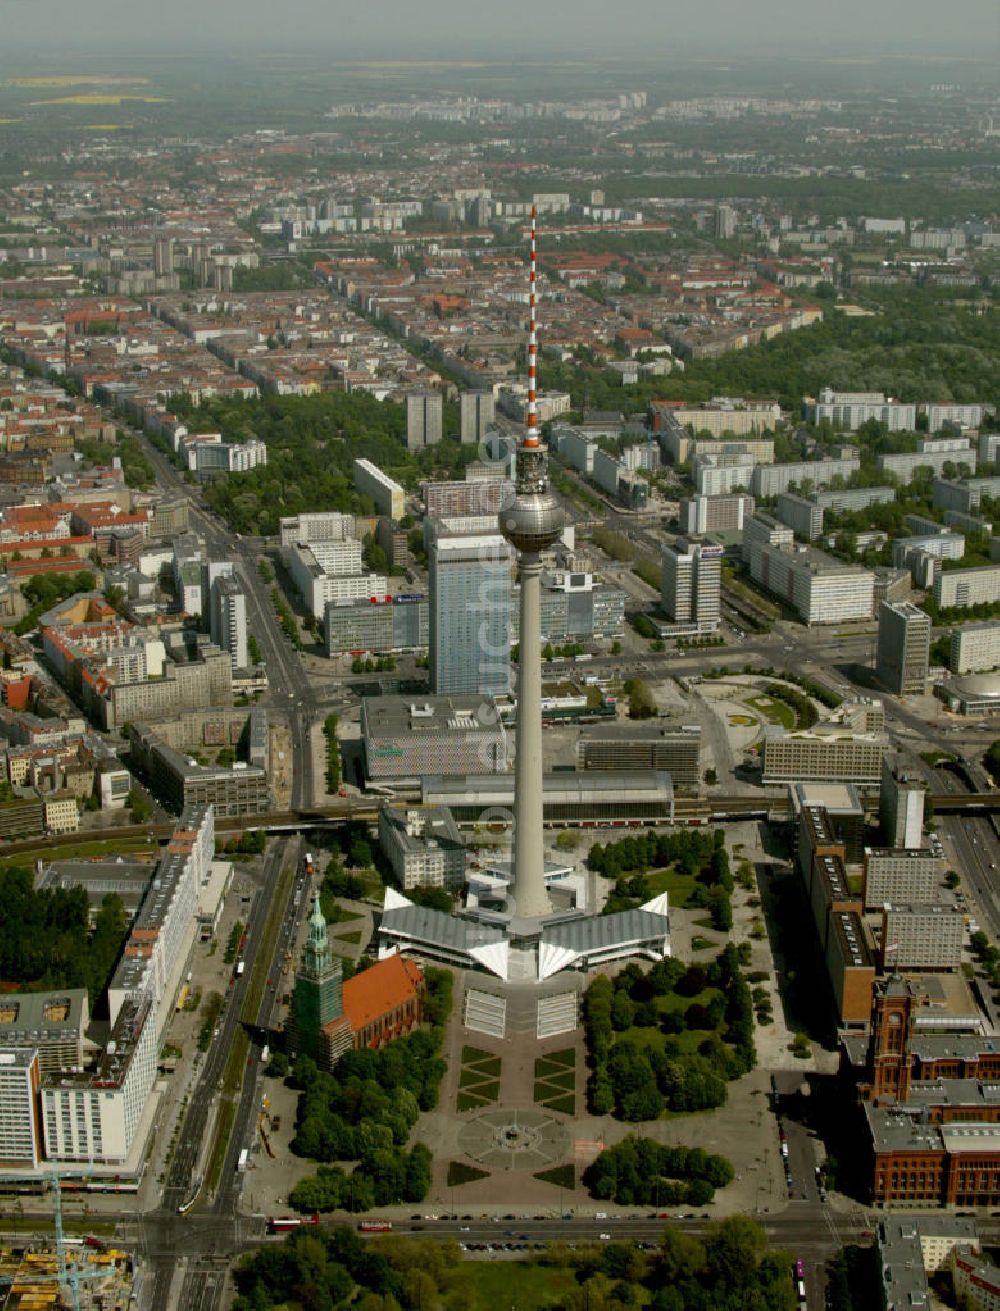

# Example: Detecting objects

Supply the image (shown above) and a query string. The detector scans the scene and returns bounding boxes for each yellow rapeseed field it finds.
[5,76,149,87]
[34,94,168,106]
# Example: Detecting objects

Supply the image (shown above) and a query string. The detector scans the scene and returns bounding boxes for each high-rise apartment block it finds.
[934,564,1000,611]
[407,391,443,449]
[353,458,405,519]
[429,532,513,696]
[660,539,722,634]
[876,600,931,696]
[714,203,737,240]
[460,390,496,445]
[809,388,917,431]
[679,493,755,535]
[0,1050,42,1166]
[949,622,1000,673]
[775,492,823,541]
[209,574,248,671]
[881,756,926,849]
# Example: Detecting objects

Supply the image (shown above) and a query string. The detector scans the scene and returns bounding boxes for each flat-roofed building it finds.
[0,1050,43,1167]
[460,390,495,445]
[876,600,931,696]
[128,724,270,817]
[933,476,1000,514]
[422,479,513,518]
[880,447,977,484]
[810,850,863,950]
[826,911,876,1024]
[810,388,916,430]
[882,902,965,971]
[325,594,428,656]
[746,539,874,624]
[864,848,943,910]
[406,390,443,449]
[953,1248,1000,1310]
[881,756,926,849]
[353,458,405,519]
[378,802,465,890]
[577,722,701,784]
[813,486,896,513]
[420,771,674,828]
[763,725,885,785]
[752,455,860,498]
[951,622,1000,674]
[692,453,755,496]
[878,1215,980,1311]
[660,539,722,634]
[775,492,823,540]
[282,541,386,621]
[279,512,358,547]
[935,564,1000,611]
[679,492,755,535]
[0,991,90,1077]
[362,694,507,783]
[429,531,512,697]
[41,991,157,1165]
[789,781,867,865]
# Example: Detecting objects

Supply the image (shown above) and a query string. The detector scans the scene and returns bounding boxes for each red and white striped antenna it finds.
[525,204,539,448]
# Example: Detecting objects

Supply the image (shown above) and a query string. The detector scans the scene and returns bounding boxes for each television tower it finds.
[500,207,564,921]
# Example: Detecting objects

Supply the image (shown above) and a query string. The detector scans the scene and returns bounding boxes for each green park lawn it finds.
[454,1261,581,1309]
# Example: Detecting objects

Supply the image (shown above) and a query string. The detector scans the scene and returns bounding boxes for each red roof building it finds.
[322,951,424,1058]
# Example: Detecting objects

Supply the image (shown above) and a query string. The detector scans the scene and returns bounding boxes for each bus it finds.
[268,1215,320,1233]
[358,1220,392,1233]
[235,960,245,978]
[237,1148,249,1173]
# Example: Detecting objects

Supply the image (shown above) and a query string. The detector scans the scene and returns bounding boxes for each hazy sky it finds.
[2,0,998,56]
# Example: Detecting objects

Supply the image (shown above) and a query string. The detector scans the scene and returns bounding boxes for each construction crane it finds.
[0,1172,114,1310]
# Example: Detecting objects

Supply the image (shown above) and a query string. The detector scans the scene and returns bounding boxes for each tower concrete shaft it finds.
[511,553,551,919]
